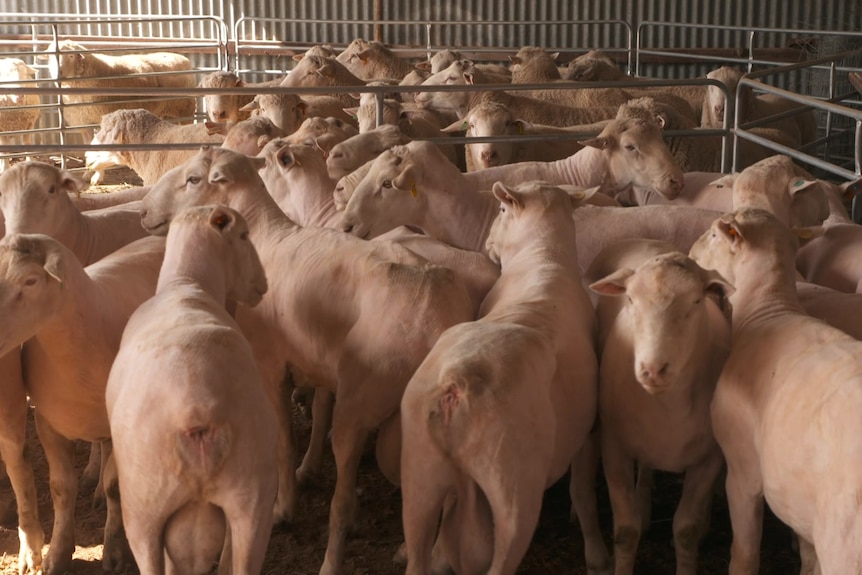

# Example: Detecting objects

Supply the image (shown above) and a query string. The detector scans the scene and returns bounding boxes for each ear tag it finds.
[793,179,805,187]
[796,228,815,240]
[460,121,468,131]
[518,123,525,135]
[728,227,737,237]
[572,191,585,199]
[410,181,418,198]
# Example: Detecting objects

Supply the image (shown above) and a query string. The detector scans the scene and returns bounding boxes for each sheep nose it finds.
[639,361,669,381]
[670,175,684,191]
[341,222,354,234]
[480,151,497,161]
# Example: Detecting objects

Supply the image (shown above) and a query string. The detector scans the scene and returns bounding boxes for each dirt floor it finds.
[0,403,802,575]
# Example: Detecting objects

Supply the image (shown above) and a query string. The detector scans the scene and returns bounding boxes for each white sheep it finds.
[106,205,276,575]
[43,39,196,137]
[85,108,224,186]
[239,92,356,133]
[326,124,411,180]
[0,58,41,173]
[415,59,620,126]
[0,161,148,265]
[509,45,632,109]
[701,66,817,146]
[280,54,366,107]
[210,115,287,157]
[335,38,415,81]
[140,146,477,574]
[283,115,359,154]
[440,100,601,171]
[0,232,166,574]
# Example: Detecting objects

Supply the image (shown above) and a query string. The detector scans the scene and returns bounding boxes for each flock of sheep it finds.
[0,34,861,575]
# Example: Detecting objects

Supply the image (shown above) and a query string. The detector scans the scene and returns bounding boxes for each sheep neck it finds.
[728,249,806,335]
[415,170,499,254]
[158,231,227,306]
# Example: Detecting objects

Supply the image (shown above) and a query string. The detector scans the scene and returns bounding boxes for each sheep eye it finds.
[240,231,249,240]
[187,176,201,185]
[48,186,56,194]
[624,144,636,152]
[382,179,392,188]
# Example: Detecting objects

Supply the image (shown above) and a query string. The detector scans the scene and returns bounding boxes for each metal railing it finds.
[232,17,634,75]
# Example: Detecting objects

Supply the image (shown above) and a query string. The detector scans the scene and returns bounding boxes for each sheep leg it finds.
[797,536,819,575]
[102,444,133,572]
[270,363,298,525]
[318,409,371,575]
[672,450,723,575]
[0,349,44,574]
[569,430,611,575]
[725,457,764,575]
[297,387,333,487]
[466,439,547,575]
[401,409,456,575]
[33,414,77,575]
[635,463,654,532]
[220,488,274,575]
[602,429,640,575]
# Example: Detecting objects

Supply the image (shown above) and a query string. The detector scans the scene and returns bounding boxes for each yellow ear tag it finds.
[728,227,737,237]
[410,180,418,198]
[518,123,524,135]
[572,191,584,199]
[796,228,815,240]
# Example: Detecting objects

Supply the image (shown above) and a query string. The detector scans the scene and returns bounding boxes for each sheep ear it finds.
[655,112,668,129]
[710,173,736,189]
[208,205,236,232]
[564,185,601,207]
[43,248,64,286]
[356,49,370,63]
[274,145,297,169]
[59,170,86,195]
[702,267,735,300]
[344,107,359,118]
[464,72,475,85]
[792,225,825,246]
[441,118,468,133]
[841,177,862,200]
[205,121,227,136]
[589,268,634,296]
[392,164,419,195]
[296,101,309,116]
[491,181,521,209]
[239,99,259,112]
[508,55,522,65]
[415,61,431,71]
[787,178,818,197]
[318,63,335,78]
[512,119,530,135]
[549,51,560,61]
[292,53,304,62]
[716,217,744,250]
[578,136,610,150]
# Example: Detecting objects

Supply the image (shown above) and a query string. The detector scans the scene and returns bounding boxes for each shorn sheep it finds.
[106,205,276,575]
